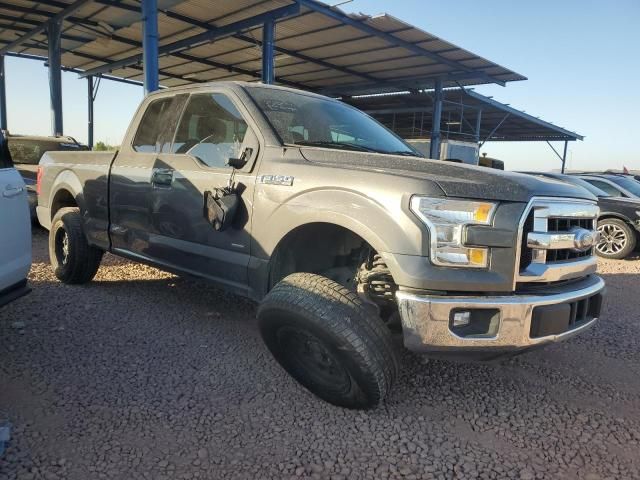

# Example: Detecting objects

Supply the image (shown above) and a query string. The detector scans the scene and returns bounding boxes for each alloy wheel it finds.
[596,223,627,256]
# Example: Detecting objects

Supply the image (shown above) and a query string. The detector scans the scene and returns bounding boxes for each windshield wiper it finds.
[387,150,422,157]
[292,140,381,153]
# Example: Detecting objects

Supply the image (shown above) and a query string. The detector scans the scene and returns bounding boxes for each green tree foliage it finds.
[93,141,116,151]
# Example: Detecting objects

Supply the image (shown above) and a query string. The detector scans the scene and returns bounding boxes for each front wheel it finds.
[596,218,636,259]
[258,273,398,409]
[49,207,103,284]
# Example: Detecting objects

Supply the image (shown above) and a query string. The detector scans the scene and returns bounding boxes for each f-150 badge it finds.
[259,175,294,186]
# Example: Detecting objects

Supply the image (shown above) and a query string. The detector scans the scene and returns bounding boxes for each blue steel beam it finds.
[5,51,152,88]
[561,140,568,173]
[141,0,159,94]
[79,3,300,79]
[262,19,275,84]
[87,76,94,149]
[0,0,92,55]
[0,55,6,130]
[429,79,443,159]
[155,8,414,91]
[295,0,505,87]
[48,19,63,136]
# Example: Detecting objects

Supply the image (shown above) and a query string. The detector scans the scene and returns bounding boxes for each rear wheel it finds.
[258,273,398,409]
[596,218,636,259]
[49,207,103,284]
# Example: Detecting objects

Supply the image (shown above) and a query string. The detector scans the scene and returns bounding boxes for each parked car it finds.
[36,82,605,409]
[522,172,640,259]
[5,133,88,219]
[0,131,32,307]
[576,173,640,199]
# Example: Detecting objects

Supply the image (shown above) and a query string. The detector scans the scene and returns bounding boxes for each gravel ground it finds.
[1,228,639,480]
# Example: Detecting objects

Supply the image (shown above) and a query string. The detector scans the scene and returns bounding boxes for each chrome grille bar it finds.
[515,198,600,286]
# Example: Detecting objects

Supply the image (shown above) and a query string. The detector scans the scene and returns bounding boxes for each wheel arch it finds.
[266,221,383,291]
[48,170,86,220]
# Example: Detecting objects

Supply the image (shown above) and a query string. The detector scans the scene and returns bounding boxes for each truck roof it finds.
[147,80,334,101]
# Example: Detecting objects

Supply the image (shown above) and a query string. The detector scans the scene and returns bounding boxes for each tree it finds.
[93,141,116,151]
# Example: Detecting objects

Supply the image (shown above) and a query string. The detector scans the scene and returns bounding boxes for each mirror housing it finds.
[227,156,247,169]
[227,147,253,170]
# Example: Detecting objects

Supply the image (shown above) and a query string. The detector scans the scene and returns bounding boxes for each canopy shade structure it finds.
[345,88,583,143]
[0,0,526,96]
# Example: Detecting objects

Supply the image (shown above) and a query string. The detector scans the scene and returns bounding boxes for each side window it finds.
[172,93,250,169]
[586,179,622,197]
[132,95,188,153]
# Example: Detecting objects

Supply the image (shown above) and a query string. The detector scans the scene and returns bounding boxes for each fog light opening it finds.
[449,308,501,339]
[452,311,471,328]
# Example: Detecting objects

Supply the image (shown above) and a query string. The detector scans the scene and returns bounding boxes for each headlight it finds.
[410,197,497,268]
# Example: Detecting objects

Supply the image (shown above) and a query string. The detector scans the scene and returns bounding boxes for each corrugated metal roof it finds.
[346,89,583,142]
[0,0,526,96]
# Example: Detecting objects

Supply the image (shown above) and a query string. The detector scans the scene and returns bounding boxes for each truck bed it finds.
[37,150,117,250]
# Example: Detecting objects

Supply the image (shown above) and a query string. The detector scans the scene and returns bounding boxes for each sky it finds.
[3,0,640,171]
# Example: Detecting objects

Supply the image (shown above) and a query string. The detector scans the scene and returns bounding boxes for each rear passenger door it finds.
[0,133,31,294]
[145,91,261,291]
[109,94,188,256]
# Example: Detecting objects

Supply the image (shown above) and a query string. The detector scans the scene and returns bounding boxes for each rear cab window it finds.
[132,94,188,153]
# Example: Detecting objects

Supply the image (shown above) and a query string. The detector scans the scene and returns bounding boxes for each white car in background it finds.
[0,130,31,307]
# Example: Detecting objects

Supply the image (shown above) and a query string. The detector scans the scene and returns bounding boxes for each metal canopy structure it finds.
[346,88,583,172]
[0,0,532,158]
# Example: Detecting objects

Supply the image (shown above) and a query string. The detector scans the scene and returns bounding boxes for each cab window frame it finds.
[169,90,257,172]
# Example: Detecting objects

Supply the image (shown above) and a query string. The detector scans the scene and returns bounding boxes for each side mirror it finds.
[227,156,247,169]
[227,147,253,170]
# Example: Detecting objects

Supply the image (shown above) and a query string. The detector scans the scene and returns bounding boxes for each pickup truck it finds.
[5,133,88,219]
[37,82,605,409]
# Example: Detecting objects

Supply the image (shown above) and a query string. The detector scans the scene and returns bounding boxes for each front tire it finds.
[258,273,398,409]
[596,218,636,259]
[49,207,103,284]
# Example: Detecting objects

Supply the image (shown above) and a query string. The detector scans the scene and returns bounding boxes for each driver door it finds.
[145,91,260,292]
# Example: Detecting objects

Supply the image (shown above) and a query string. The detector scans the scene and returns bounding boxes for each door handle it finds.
[151,168,174,187]
[2,185,24,198]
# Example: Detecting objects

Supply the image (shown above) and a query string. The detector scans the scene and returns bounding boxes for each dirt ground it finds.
[1,228,639,480]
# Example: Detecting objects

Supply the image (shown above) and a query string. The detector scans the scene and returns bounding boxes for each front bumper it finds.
[396,275,605,360]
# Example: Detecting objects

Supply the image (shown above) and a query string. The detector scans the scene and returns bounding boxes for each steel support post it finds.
[48,19,63,136]
[0,55,7,131]
[262,19,275,84]
[141,0,159,94]
[429,79,443,159]
[561,140,568,173]
[475,109,483,143]
[87,76,94,149]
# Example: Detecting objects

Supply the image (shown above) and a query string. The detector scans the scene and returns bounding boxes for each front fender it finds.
[253,187,425,258]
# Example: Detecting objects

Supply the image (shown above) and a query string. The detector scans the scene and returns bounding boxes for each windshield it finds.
[561,176,610,197]
[246,87,420,157]
[609,176,640,197]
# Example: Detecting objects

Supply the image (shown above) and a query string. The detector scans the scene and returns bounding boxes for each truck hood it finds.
[300,149,597,202]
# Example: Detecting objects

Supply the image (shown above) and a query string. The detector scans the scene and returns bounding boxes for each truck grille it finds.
[516,199,599,286]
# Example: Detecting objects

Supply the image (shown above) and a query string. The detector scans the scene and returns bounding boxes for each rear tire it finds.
[49,207,103,284]
[596,218,636,259]
[258,273,398,409]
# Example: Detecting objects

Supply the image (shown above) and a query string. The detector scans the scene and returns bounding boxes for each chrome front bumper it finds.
[396,275,605,359]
